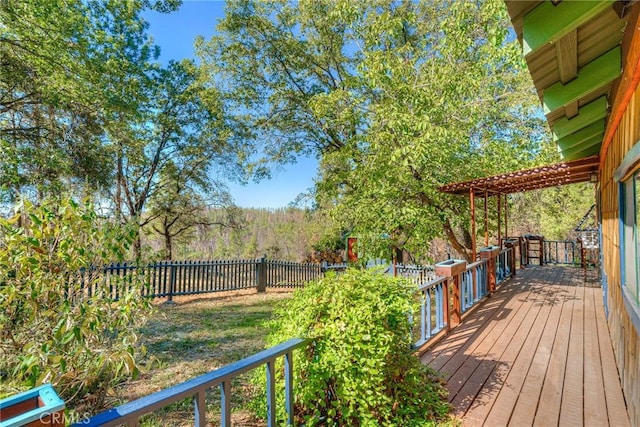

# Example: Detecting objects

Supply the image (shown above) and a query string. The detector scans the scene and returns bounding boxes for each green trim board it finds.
[560,144,600,162]
[543,46,621,115]
[556,119,605,151]
[523,0,614,56]
[561,141,601,161]
[560,136,602,159]
[552,96,608,140]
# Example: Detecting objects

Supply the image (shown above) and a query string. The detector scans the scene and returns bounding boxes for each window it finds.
[621,173,640,304]
[616,140,640,329]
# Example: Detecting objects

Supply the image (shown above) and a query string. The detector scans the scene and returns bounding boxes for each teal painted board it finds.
[0,384,65,427]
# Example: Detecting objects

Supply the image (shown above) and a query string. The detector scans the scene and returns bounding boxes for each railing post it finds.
[284,351,294,426]
[220,381,231,427]
[256,256,267,293]
[488,256,496,293]
[193,391,206,427]
[451,274,461,327]
[504,241,516,277]
[266,360,276,427]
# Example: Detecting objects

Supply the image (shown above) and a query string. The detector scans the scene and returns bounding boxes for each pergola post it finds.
[498,193,502,246]
[504,193,508,239]
[470,188,476,261]
[484,190,489,247]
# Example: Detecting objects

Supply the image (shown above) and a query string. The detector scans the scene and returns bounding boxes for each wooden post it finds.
[470,188,476,260]
[451,274,461,327]
[488,256,496,293]
[504,193,509,240]
[256,256,267,293]
[497,194,502,246]
[484,191,489,247]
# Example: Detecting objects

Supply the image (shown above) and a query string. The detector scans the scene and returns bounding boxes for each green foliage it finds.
[0,0,179,201]
[252,269,449,426]
[510,183,595,240]
[0,198,152,411]
[198,0,552,261]
[159,206,341,262]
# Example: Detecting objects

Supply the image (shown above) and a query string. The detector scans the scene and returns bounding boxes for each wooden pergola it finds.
[439,155,599,258]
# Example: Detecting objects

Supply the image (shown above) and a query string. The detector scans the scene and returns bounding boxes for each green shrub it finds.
[0,198,152,412]
[252,268,449,426]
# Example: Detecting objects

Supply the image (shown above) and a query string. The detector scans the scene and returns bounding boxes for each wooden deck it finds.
[422,266,630,427]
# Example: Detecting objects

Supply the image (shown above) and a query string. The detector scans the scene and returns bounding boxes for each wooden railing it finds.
[74,338,309,427]
[413,276,449,348]
[461,261,489,313]
[411,248,517,349]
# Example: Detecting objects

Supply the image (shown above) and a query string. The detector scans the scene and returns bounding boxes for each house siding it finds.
[601,83,640,427]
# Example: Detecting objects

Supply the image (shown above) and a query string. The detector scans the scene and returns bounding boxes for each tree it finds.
[147,161,239,259]
[110,59,235,257]
[197,0,551,262]
[0,0,179,202]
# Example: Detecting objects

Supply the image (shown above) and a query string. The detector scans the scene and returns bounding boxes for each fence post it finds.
[168,261,176,302]
[256,256,267,293]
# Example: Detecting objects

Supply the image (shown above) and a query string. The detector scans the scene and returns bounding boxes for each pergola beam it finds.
[523,1,614,56]
[439,156,599,196]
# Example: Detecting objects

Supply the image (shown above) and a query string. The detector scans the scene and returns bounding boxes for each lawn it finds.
[114,290,292,426]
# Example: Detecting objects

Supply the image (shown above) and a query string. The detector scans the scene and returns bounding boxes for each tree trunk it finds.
[442,219,473,262]
[164,226,172,260]
[133,232,142,261]
[115,152,123,222]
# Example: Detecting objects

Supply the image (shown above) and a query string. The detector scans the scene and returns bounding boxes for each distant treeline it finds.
[143,206,343,263]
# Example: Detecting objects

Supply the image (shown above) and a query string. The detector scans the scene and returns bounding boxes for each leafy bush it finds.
[0,198,152,412]
[252,268,449,426]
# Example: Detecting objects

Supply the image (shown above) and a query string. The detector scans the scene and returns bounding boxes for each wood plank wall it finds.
[601,82,640,426]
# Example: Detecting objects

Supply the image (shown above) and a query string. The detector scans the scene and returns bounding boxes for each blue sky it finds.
[143,1,318,209]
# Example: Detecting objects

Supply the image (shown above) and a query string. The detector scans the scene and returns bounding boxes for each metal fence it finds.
[543,240,580,266]
[73,258,439,301]
[91,258,323,300]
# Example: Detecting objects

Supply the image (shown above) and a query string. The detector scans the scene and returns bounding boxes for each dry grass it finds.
[113,289,293,426]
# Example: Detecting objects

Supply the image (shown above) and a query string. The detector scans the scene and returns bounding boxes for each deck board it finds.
[423,266,630,427]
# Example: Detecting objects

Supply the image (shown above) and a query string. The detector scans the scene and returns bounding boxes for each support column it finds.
[484,191,489,247]
[498,194,502,246]
[470,188,476,260]
[504,193,508,239]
